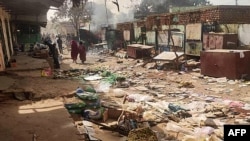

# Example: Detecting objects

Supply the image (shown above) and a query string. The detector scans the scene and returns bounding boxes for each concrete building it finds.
[0,0,65,71]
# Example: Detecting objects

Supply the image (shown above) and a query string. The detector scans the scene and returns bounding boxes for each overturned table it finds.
[127,44,154,59]
[153,51,185,69]
[89,42,108,53]
[153,51,184,61]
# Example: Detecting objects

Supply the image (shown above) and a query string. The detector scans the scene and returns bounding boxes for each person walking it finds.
[78,41,86,64]
[44,38,60,69]
[71,40,78,63]
[57,37,63,54]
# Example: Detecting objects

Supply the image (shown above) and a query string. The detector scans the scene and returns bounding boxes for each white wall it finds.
[238,24,250,46]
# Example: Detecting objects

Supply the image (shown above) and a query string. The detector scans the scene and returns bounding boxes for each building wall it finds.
[0,7,13,71]
[215,24,250,47]
[238,24,250,47]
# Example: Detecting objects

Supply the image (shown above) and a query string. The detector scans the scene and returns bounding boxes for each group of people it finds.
[42,35,87,70]
[70,40,86,64]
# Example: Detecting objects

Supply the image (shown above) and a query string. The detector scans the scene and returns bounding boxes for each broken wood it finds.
[85,119,129,136]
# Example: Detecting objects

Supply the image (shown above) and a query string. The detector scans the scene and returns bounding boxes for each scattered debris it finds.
[23,48,250,141]
[127,127,158,141]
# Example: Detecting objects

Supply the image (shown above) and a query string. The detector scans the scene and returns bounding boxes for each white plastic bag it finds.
[95,81,111,93]
[127,94,153,102]
[194,126,215,135]
[112,88,128,98]
[84,74,102,81]
[165,122,194,135]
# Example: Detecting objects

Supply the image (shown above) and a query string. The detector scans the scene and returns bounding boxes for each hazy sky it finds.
[47,0,139,21]
[209,0,250,5]
[47,0,250,20]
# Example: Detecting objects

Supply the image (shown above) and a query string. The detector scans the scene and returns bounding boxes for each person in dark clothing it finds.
[71,40,78,63]
[57,37,63,54]
[20,43,25,52]
[78,41,86,64]
[44,39,60,69]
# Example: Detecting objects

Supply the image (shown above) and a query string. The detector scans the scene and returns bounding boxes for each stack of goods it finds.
[65,102,86,114]
[64,87,103,120]
[76,88,100,109]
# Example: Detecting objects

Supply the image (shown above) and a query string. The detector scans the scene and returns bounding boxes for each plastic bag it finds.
[126,94,153,102]
[242,103,250,110]
[112,88,128,98]
[229,101,244,108]
[84,74,102,81]
[41,68,52,77]
[194,127,215,135]
[182,127,215,141]
[182,135,206,141]
[95,81,111,93]
[76,87,84,93]
[168,103,186,112]
[165,122,194,135]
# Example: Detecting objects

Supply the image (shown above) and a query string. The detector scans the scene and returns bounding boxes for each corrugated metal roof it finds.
[0,0,64,16]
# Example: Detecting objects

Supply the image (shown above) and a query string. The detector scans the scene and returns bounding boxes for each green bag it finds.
[64,102,86,110]
[76,92,99,101]
[67,109,83,114]
[85,86,96,93]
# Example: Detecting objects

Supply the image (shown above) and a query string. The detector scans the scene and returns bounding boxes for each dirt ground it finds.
[1,48,250,141]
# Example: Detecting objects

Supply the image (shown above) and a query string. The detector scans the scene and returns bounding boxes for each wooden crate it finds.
[127,44,153,59]
[201,50,250,79]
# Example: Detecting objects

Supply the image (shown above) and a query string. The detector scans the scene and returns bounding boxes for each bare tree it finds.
[52,0,91,38]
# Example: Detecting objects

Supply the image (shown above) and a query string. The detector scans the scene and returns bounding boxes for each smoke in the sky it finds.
[209,0,249,5]
[87,0,141,31]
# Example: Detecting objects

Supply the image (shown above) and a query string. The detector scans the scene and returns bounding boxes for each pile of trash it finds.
[63,70,161,140]
[63,65,250,141]
[65,87,101,114]
[64,87,157,140]
[53,69,87,79]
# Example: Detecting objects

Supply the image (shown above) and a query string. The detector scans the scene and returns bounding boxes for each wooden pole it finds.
[105,0,109,24]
